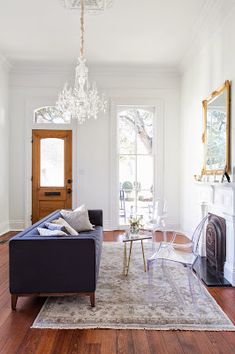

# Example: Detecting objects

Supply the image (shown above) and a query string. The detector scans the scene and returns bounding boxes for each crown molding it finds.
[178,0,218,71]
[178,0,235,72]
[10,61,181,77]
[90,64,181,76]
[10,62,73,75]
[0,54,12,72]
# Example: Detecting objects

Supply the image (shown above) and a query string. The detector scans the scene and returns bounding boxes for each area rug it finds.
[32,242,235,330]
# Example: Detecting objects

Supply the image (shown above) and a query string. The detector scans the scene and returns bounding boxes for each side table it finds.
[122,233,152,276]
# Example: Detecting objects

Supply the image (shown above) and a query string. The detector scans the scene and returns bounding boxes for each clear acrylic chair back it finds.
[191,215,208,256]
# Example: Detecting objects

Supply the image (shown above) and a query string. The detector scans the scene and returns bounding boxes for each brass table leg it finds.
[141,240,147,272]
[125,241,133,276]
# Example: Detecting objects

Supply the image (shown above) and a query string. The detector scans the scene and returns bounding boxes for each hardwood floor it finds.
[1,231,235,354]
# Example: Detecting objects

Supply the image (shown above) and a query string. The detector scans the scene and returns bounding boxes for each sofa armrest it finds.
[88,210,103,227]
[9,237,97,294]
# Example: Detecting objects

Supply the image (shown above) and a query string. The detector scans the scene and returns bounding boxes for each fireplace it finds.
[194,182,235,286]
[193,212,230,287]
[206,213,226,273]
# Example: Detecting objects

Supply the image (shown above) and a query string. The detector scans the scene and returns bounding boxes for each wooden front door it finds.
[32,129,72,223]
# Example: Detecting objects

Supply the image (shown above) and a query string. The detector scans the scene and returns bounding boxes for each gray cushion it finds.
[37,227,68,236]
[52,218,79,235]
[45,222,67,233]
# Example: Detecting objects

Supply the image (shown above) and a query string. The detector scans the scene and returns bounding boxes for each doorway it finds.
[32,129,72,223]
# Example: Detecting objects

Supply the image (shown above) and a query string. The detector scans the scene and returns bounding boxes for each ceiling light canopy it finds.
[61,0,113,12]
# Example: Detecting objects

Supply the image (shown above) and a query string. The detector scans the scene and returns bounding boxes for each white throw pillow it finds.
[37,227,68,236]
[74,204,86,212]
[61,205,94,232]
[52,217,79,236]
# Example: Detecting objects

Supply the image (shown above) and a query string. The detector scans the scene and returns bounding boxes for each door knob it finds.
[67,179,73,184]
[67,188,72,194]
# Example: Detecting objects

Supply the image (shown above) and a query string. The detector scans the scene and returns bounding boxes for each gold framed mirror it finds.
[202,80,231,175]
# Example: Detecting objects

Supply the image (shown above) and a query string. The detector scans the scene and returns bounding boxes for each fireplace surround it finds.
[195,182,235,286]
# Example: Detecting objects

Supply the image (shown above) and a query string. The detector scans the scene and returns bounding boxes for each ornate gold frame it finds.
[202,80,231,175]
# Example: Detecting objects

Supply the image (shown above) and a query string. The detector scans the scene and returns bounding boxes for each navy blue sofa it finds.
[9,209,103,310]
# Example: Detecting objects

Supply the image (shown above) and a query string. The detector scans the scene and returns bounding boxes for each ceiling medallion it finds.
[61,0,113,13]
[56,0,108,123]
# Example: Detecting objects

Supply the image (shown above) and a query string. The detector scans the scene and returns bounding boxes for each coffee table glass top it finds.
[122,232,152,243]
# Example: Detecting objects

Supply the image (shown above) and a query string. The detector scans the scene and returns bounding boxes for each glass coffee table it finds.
[122,232,152,276]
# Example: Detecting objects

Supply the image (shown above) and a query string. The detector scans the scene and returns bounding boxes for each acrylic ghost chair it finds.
[140,200,168,248]
[147,215,208,311]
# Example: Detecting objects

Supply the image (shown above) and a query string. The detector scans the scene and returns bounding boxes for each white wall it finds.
[0,57,9,235]
[9,65,181,230]
[180,2,235,233]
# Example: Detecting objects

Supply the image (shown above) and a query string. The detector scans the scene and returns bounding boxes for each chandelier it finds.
[56,0,108,123]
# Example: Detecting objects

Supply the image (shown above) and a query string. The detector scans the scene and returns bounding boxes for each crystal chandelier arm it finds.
[80,0,85,58]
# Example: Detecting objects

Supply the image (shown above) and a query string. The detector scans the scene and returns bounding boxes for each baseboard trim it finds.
[105,220,180,232]
[0,221,10,236]
[224,262,235,286]
[165,222,180,230]
[104,220,112,231]
[9,219,116,232]
[6,219,179,233]
[9,220,25,231]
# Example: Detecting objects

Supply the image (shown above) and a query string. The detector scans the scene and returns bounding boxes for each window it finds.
[34,106,71,124]
[118,106,155,225]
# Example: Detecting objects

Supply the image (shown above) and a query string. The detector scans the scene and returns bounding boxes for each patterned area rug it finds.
[32,242,235,330]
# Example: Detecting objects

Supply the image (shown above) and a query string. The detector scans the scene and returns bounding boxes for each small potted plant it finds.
[129,216,143,235]
[122,181,133,201]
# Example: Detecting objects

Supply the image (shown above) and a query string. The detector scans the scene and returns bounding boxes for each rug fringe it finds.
[31,324,235,331]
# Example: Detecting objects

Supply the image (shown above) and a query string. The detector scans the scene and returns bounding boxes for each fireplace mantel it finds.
[195,181,235,193]
[195,181,235,285]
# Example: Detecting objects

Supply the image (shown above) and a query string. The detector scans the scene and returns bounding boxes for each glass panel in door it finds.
[40,138,65,187]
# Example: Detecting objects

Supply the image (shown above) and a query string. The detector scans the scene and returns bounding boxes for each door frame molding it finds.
[110,97,165,229]
[24,98,78,227]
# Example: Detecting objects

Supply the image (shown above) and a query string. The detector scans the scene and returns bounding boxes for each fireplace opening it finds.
[206,213,226,273]
[193,213,231,287]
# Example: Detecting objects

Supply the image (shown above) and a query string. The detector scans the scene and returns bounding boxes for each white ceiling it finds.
[0,0,207,68]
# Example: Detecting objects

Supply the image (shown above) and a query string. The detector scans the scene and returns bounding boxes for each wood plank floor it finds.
[1,231,235,354]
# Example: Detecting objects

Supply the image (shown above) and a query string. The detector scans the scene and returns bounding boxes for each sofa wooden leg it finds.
[11,295,18,310]
[90,292,95,307]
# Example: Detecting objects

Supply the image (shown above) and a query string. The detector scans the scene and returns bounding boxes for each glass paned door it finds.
[118,107,155,225]
[32,130,72,223]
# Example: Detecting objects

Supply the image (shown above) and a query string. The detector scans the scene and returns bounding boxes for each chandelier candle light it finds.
[56,0,107,123]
